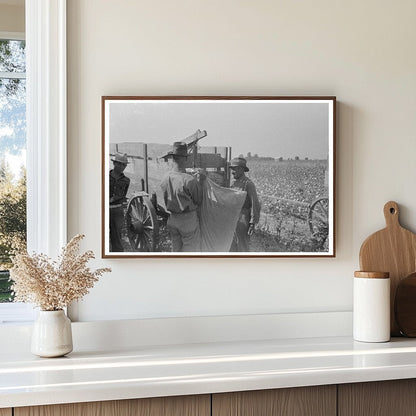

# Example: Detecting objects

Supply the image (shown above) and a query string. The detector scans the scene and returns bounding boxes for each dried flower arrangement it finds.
[10,234,111,311]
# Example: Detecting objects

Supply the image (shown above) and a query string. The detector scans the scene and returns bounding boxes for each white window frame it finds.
[0,31,32,323]
[0,0,67,323]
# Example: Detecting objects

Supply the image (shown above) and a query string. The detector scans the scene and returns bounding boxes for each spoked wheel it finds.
[126,193,159,251]
[308,197,329,243]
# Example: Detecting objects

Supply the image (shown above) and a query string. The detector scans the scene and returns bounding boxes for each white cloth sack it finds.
[199,178,246,252]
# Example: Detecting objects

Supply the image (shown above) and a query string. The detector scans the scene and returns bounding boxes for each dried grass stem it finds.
[10,234,111,310]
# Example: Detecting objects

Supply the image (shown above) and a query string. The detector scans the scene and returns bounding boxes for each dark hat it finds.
[111,152,129,164]
[229,157,249,172]
[161,141,188,159]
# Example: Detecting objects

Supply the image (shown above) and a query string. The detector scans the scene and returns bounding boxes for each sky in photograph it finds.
[108,100,331,159]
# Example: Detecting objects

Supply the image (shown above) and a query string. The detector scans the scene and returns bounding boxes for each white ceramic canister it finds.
[353,271,390,343]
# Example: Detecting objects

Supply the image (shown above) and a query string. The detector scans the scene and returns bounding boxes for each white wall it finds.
[67,0,416,322]
[0,3,24,33]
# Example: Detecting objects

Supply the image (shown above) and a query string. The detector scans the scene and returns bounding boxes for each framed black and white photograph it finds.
[102,96,336,258]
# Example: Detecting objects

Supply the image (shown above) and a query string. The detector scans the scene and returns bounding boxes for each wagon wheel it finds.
[126,194,159,252]
[308,197,329,242]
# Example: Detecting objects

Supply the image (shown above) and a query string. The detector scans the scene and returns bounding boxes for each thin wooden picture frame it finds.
[102,96,336,258]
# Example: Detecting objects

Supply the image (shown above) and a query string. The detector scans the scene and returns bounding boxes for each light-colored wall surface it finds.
[0,3,24,33]
[67,0,416,322]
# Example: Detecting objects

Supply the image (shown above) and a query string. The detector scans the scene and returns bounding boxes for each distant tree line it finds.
[238,152,275,161]
[239,152,312,162]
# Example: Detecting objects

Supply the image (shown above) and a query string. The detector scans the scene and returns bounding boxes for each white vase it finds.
[31,310,73,357]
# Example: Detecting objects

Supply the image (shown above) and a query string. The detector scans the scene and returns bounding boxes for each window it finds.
[0,34,27,307]
[0,0,67,323]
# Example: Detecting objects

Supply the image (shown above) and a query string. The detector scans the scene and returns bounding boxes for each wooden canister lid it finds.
[354,271,389,279]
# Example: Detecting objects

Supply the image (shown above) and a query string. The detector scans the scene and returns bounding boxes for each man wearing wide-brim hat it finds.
[160,141,189,160]
[228,157,260,252]
[160,142,203,252]
[109,152,130,252]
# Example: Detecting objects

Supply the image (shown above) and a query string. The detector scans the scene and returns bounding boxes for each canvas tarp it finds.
[200,178,246,252]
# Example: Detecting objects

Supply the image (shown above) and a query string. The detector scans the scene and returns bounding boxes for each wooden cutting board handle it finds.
[383,201,400,229]
[359,201,416,336]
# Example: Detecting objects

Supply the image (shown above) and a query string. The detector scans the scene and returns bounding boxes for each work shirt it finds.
[231,176,261,224]
[109,170,130,205]
[160,171,202,214]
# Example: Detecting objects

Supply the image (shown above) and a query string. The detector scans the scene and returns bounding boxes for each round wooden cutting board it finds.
[359,201,416,336]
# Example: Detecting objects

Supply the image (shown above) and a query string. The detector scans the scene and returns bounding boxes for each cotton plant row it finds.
[10,234,111,311]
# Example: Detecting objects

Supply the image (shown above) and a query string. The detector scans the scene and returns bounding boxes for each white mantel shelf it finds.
[2,335,416,409]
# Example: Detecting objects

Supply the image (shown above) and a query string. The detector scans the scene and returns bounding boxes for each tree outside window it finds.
[0,38,27,302]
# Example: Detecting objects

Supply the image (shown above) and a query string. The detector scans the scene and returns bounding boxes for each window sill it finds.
[0,303,36,324]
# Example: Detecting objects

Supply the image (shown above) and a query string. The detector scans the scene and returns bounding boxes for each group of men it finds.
[109,141,260,252]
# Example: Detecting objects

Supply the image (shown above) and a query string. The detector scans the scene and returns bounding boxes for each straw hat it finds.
[229,157,249,172]
[111,152,129,164]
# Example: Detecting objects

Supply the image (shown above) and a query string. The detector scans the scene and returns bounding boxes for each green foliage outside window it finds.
[0,162,26,302]
[0,38,26,303]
